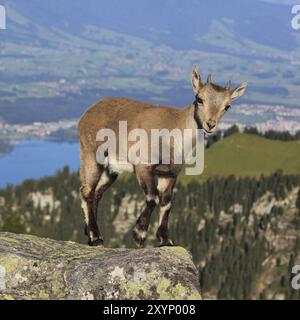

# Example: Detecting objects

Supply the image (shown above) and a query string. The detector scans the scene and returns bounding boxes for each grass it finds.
[180,133,300,183]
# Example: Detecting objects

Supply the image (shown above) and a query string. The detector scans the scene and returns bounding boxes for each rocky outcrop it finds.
[0,232,201,300]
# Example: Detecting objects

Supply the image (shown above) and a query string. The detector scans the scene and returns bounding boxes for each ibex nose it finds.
[206,120,216,130]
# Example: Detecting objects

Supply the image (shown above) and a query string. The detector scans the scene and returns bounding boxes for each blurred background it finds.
[0,0,300,299]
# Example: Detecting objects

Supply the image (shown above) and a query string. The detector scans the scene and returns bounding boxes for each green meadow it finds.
[181,133,300,183]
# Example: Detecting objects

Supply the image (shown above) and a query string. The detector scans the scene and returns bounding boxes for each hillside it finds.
[1,0,300,123]
[1,134,300,299]
[181,134,300,183]
[3,0,295,52]
[0,166,300,299]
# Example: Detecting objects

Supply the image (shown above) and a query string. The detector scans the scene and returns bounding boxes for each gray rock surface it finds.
[0,232,202,300]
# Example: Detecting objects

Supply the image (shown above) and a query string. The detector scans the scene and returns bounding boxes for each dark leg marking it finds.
[133,198,158,246]
[133,166,159,247]
[156,176,177,247]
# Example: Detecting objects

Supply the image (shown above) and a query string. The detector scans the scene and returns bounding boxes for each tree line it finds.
[0,167,299,299]
[206,125,300,149]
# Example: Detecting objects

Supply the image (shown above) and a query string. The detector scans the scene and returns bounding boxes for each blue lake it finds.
[0,140,80,188]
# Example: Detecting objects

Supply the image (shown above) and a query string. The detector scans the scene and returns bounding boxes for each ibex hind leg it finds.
[80,149,103,246]
[92,168,118,240]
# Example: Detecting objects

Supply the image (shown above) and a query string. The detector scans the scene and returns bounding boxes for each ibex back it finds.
[78,67,247,246]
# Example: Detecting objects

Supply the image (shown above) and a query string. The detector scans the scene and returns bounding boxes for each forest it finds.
[0,166,299,299]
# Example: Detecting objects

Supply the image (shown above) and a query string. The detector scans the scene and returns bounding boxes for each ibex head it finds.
[191,67,247,134]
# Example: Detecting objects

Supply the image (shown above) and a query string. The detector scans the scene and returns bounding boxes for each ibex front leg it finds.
[156,176,177,247]
[133,166,159,247]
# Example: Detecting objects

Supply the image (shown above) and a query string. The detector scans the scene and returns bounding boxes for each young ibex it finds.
[78,67,247,246]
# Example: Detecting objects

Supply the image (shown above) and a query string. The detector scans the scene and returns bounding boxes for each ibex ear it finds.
[191,67,203,95]
[231,82,247,101]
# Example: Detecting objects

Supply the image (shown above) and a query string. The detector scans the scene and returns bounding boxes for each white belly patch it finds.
[108,161,134,174]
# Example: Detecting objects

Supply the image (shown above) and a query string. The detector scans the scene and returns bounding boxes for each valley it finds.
[0,0,300,124]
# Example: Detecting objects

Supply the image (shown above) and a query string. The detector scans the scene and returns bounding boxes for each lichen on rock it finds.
[0,232,201,300]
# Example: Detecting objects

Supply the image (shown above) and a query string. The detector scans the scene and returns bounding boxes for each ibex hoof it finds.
[88,238,104,247]
[158,239,175,247]
[132,227,147,247]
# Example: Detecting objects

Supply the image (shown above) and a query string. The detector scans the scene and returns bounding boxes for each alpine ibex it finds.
[78,67,247,246]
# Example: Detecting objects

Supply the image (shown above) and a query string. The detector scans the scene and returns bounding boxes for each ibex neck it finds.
[182,103,203,130]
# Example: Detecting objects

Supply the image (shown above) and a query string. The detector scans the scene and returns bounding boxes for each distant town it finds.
[0,104,300,143]
[0,119,78,141]
[220,104,300,133]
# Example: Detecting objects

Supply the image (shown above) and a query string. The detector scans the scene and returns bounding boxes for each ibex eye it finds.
[225,105,231,111]
[196,96,204,105]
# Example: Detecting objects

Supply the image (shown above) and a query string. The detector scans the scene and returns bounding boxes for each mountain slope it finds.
[181,134,300,183]
[4,0,296,52]
[1,163,299,300]
[0,0,300,123]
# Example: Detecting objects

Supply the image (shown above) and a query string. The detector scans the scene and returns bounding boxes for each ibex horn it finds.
[226,80,232,89]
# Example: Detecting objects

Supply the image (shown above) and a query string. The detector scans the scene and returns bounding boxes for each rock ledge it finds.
[0,232,201,300]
